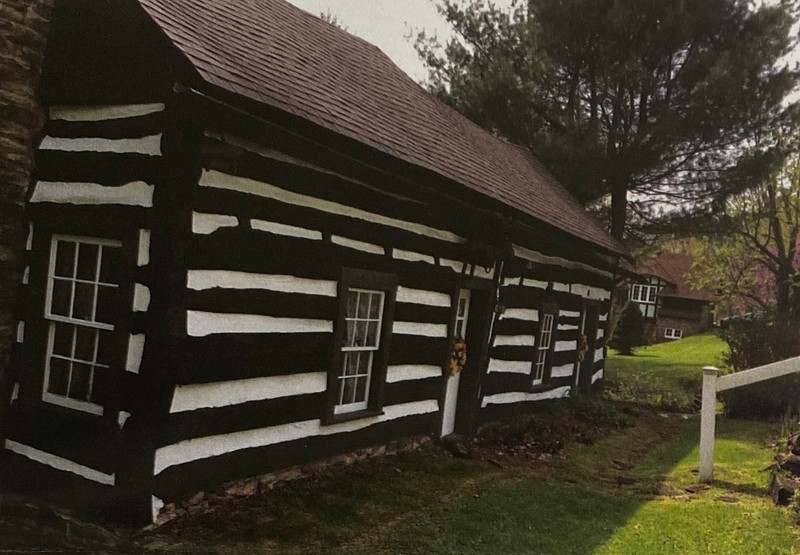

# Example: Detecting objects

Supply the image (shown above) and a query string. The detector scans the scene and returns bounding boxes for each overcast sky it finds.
[286,0,799,85]
[285,0,514,82]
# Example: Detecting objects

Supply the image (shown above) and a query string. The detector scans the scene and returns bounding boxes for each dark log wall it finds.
[480,250,612,423]
[150,130,614,503]
[2,104,164,519]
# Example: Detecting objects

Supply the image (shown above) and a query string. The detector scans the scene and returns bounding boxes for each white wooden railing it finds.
[699,356,800,482]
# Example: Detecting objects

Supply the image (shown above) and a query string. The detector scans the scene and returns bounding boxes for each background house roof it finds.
[638,252,714,302]
[137,0,625,256]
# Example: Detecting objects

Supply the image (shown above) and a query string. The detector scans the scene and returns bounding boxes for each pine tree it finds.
[610,301,646,355]
[415,0,799,240]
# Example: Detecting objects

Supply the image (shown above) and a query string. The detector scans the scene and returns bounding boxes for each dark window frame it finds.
[21,219,138,423]
[324,267,398,425]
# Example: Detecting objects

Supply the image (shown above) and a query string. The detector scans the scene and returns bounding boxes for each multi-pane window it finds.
[335,289,386,414]
[533,308,556,386]
[664,328,683,339]
[327,268,397,423]
[42,235,122,414]
[630,284,658,304]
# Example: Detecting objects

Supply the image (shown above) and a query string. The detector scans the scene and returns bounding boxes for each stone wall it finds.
[0,0,52,431]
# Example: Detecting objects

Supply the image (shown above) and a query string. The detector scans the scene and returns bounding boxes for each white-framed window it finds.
[664,328,683,339]
[630,284,658,304]
[335,288,386,415]
[532,304,558,386]
[42,235,122,415]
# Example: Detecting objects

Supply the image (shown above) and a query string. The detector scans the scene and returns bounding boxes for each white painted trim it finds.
[170,372,328,413]
[251,219,323,241]
[4,440,115,486]
[562,310,581,318]
[595,347,604,360]
[133,284,151,312]
[26,223,33,250]
[15,321,24,343]
[552,282,570,293]
[49,104,165,122]
[186,311,333,337]
[551,363,575,378]
[152,496,165,524]
[39,134,162,156]
[11,383,19,402]
[493,334,535,347]
[22,266,30,285]
[512,245,613,278]
[396,286,451,307]
[30,181,154,207]
[153,400,439,474]
[481,386,571,407]
[126,334,145,374]
[717,356,800,392]
[42,392,104,416]
[591,369,603,384]
[599,313,609,322]
[559,324,579,331]
[187,271,337,297]
[118,411,131,429]
[439,258,464,273]
[500,308,539,322]
[137,229,151,267]
[393,249,435,264]
[200,170,464,243]
[392,321,448,338]
[192,212,238,235]
[331,235,384,255]
[522,278,549,290]
[555,340,577,352]
[386,365,441,383]
[487,359,531,374]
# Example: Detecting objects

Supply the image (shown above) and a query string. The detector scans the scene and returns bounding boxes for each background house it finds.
[630,252,715,341]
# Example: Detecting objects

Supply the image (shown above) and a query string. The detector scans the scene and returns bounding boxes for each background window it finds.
[664,328,683,339]
[533,304,558,386]
[42,235,122,415]
[630,284,658,304]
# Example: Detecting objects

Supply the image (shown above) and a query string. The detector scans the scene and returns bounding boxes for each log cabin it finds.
[1,0,628,524]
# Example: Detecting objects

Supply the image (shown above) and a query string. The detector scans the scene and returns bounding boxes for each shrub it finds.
[608,301,645,355]
[720,316,800,419]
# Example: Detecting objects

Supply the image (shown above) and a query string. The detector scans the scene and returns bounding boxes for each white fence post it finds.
[699,366,718,483]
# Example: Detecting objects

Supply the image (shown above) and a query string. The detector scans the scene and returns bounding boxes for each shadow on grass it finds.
[360,417,790,555]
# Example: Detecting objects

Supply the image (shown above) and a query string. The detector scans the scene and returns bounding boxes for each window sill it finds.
[324,408,385,426]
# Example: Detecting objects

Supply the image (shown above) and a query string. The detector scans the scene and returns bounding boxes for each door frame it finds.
[437,275,495,437]
[576,299,600,393]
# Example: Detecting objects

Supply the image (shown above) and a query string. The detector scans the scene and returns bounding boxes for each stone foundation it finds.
[150,434,432,528]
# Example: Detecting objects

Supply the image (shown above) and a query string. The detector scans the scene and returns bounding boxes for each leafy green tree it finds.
[688,151,800,321]
[609,301,645,355]
[415,0,799,240]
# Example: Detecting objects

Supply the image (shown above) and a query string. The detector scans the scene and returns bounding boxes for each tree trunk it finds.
[610,181,628,241]
[0,0,52,430]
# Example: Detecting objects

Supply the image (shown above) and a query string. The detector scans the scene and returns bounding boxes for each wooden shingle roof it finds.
[138,0,625,256]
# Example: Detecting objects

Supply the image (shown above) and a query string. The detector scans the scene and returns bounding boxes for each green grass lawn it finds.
[605,332,730,411]
[130,410,799,554]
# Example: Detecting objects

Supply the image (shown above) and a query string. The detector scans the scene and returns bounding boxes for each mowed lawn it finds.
[138,412,799,554]
[605,333,729,411]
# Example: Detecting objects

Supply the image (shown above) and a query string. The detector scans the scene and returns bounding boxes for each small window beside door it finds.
[532,303,558,387]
